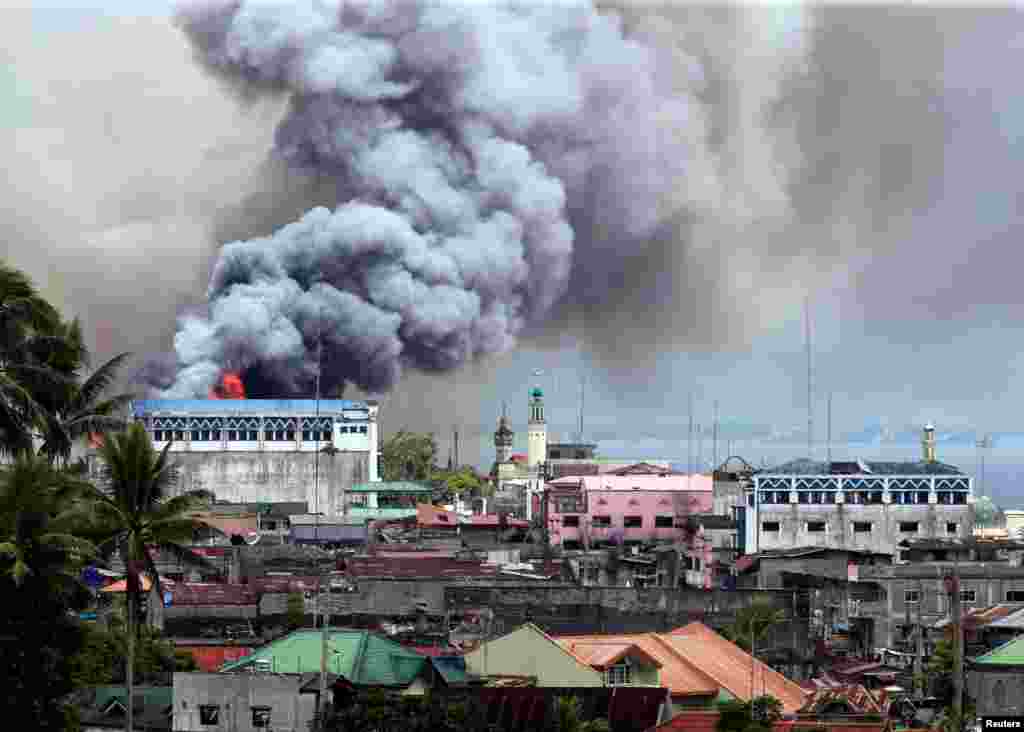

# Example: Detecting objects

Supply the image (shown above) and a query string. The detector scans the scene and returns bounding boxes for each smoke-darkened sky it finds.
[3,2,1023,467]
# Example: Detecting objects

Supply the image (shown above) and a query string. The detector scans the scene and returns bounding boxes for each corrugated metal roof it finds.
[170,583,258,606]
[219,629,427,686]
[761,458,964,476]
[972,634,1024,665]
[563,641,662,670]
[985,606,1024,629]
[431,656,472,685]
[667,622,808,712]
[349,481,434,493]
[132,399,367,415]
[556,633,718,698]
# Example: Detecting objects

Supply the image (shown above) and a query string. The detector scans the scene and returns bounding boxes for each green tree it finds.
[431,466,485,500]
[720,598,786,653]
[37,349,134,466]
[286,592,305,630]
[553,696,611,732]
[69,622,197,687]
[716,696,782,732]
[0,263,73,456]
[0,454,96,729]
[380,430,438,481]
[74,423,210,732]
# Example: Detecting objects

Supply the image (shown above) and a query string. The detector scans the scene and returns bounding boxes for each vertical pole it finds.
[805,296,813,459]
[953,556,963,723]
[921,577,929,692]
[688,393,694,477]
[750,618,757,717]
[319,587,328,732]
[713,401,719,472]
[827,393,832,463]
[314,306,322,543]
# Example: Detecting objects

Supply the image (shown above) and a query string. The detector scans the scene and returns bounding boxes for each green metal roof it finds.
[973,635,1024,665]
[349,481,434,493]
[219,630,427,686]
[91,685,173,710]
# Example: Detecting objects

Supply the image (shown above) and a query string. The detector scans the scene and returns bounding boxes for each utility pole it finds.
[952,554,964,724]
[805,296,813,459]
[713,400,719,471]
[914,578,923,695]
[319,592,329,732]
[826,393,832,463]
[688,392,695,477]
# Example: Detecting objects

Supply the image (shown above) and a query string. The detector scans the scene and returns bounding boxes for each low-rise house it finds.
[345,481,435,521]
[557,622,808,715]
[287,514,368,546]
[967,634,1024,717]
[173,673,318,732]
[463,623,607,688]
[72,685,173,731]
[218,629,435,694]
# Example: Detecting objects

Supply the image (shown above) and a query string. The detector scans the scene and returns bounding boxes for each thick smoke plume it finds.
[161,0,801,398]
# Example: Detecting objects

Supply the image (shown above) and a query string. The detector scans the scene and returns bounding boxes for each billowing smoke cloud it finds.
[161,0,804,398]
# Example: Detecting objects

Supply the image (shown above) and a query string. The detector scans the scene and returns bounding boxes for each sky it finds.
[2,1,1023,469]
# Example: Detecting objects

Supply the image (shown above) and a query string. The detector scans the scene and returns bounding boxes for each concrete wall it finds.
[968,668,1024,717]
[463,624,604,686]
[173,672,316,732]
[749,502,973,555]
[155,451,369,516]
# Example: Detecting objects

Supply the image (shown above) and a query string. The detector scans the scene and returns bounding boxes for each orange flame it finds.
[208,371,246,400]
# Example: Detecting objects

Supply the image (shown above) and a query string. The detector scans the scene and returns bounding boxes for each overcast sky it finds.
[3,2,1022,467]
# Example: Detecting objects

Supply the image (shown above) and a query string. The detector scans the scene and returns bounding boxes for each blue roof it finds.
[132,399,369,416]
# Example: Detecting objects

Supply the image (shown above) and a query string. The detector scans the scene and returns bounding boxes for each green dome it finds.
[531,387,543,398]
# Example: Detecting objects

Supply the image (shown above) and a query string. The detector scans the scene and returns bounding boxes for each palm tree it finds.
[77,423,211,732]
[37,350,134,467]
[0,453,95,588]
[0,453,96,728]
[0,263,73,456]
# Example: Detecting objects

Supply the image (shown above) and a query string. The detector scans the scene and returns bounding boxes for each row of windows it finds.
[562,515,676,528]
[198,705,270,727]
[758,490,967,505]
[761,520,958,534]
[151,427,365,442]
[905,589,1024,604]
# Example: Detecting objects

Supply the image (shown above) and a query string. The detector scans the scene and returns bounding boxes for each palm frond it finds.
[73,353,133,412]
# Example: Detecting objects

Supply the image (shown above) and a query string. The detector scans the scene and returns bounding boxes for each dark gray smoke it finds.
[162,0,801,398]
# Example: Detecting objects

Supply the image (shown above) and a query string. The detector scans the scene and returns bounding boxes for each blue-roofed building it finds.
[745,426,974,557]
[108,399,381,521]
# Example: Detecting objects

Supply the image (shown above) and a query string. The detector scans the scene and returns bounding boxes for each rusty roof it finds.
[555,633,718,698]
[798,684,889,715]
[665,622,808,712]
[562,640,663,670]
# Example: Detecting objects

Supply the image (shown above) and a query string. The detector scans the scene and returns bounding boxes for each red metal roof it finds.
[175,645,255,671]
[249,576,322,593]
[169,583,258,606]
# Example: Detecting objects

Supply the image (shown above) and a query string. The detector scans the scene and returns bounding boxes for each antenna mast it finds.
[805,296,813,459]
[827,392,832,463]
[713,400,719,471]
[454,426,460,469]
[688,392,695,475]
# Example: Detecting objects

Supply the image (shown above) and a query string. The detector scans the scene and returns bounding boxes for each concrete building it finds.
[173,672,317,732]
[543,472,714,551]
[124,399,380,515]
[746,428,974,556]
[858,537,1024,649]
[527,387,548,469]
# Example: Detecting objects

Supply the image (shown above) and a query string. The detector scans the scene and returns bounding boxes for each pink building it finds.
[543,470,715,588]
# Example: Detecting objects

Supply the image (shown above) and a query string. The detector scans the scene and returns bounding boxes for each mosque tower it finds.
[527,386,547,469]
[494,402,514,464]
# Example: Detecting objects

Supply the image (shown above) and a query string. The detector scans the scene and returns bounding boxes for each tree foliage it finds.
[716,696,783,732]
[720,599,786,653]
[431,465,486,499]
[380,430,438,481]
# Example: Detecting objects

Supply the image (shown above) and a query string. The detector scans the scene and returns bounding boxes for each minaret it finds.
[922,423,937,463]
[494,402,514,464]
[527,386,547,469]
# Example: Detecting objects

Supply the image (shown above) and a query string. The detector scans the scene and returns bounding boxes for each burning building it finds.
[122,393,379,512]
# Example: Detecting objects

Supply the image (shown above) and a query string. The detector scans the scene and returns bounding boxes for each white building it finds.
[119,399,380,516]
[746,427,974,556]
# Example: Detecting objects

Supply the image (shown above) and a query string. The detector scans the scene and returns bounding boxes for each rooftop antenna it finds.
[314,305,323,543]
[688,392,695,476]
[713,400,720,471]
[453,426,460,469]
[827,393,833,463]
[578,375,585,443]
[805,296,814,459]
